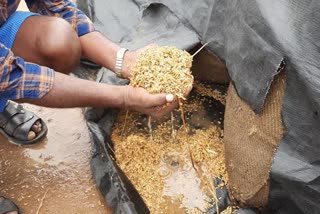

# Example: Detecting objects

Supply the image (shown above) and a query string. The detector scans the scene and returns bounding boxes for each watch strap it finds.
[115,48,128,78]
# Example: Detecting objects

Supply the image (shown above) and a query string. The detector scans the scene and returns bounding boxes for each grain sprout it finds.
[115,45,233,213]
[130,46,194,99]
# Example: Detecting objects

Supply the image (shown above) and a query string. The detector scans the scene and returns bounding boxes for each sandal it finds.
[0,197,21,214]
[0,101,47,145]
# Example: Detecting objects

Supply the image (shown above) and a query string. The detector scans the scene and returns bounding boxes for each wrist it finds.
[115,48,128,78]
[122,51,135,79]
[121,85,131,110]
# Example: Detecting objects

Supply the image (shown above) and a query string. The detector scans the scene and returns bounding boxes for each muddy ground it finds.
[0,3,111,214]
[0,105,112,213]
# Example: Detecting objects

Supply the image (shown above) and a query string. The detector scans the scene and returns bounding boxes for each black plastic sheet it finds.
[82,70,148,214]
[77,0,320,213]
[83,67,231,213]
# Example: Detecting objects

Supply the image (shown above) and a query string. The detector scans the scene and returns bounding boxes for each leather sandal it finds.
[0,197,21,214]
[0,101,47,145]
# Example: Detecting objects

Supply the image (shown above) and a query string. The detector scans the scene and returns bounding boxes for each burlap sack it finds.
[224,72,285,207]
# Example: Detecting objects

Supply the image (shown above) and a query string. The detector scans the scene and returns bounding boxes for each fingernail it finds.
[166,94,174,102]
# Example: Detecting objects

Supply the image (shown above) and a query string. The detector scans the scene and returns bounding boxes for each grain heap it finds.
[112,46,234,213]
[193,81,226,105]
[129,46,193,99]
[112,121,227,213]
[112,81,234,213]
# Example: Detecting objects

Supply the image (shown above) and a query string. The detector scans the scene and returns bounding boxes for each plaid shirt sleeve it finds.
[25,0,95,36]
[0,43,54,102]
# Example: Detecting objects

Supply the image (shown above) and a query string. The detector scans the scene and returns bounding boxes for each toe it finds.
[31,125,41,134]
[35,126,42,133]
[27,131,36,140]
[31,120,42,134]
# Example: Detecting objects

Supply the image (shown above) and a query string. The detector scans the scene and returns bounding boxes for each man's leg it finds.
[9,16,81,139]
[12,16,81,74]
[0,17,81,214]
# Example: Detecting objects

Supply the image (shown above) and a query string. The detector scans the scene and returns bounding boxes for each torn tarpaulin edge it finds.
[88,119,150,214]
[83,69,149,214]
[231,58,286,115]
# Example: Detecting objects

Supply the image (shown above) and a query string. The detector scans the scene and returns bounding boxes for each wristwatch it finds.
[115,48,128,78]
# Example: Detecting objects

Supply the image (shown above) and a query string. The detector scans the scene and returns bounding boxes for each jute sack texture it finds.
[224,72,285,207]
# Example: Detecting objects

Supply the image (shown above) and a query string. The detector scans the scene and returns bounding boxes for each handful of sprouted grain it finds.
[129,46,194,99]
[127,46,194,137]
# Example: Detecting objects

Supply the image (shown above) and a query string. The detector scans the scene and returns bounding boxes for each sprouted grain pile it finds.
[112,46,234,213]
[112,80,234,213]
[129,46,193,99]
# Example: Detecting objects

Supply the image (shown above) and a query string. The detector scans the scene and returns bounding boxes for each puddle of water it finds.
[0,105,111,213]
[0,3,112,213]
[160,151,207,212]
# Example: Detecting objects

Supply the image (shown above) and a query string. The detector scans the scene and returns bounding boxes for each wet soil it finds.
[0,2,112,214]
[0,105,111,214]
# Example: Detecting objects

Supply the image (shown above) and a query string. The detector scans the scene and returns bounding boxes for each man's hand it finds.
[122,85,177,119]
[122,44,157,79]
[79,32,192,118]
[122,85,193,119]
[121,44,193,118]
[20,72,178,119]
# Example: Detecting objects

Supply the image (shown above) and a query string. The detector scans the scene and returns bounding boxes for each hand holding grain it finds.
[122,86,176,119]
[123,46,193,118]
[122,44,158,79]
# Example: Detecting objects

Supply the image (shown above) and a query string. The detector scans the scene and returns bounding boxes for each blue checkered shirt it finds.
[0,0,95,111]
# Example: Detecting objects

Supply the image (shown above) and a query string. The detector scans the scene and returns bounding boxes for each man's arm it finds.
[22,0,178,118]
[19,72,176,119]
[25,0,142,78]
[79,31,138,78]
[0,42,175,118]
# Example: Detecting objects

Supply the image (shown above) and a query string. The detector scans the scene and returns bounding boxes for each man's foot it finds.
[28,120,43,140]
[0,101,47,145]
[0,197,20,214]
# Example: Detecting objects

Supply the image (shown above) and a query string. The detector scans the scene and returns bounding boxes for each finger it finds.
[183,76,194,98]
[183,85,193,99]
[151,100,179,119]
[161,99,179,114]
[147,93,174,107]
